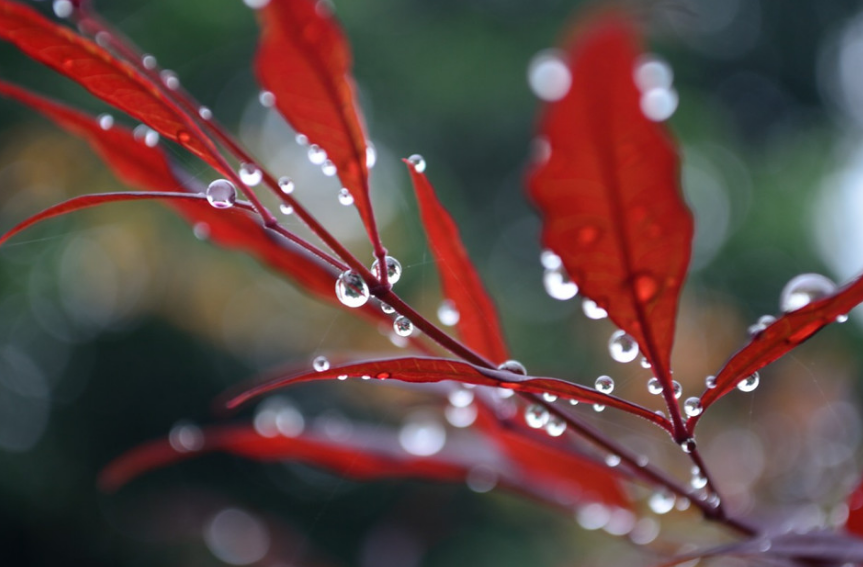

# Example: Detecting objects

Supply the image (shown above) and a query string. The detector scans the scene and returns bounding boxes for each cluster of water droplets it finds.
[633,54,678,122]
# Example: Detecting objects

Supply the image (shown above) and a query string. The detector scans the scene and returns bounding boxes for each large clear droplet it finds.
[335,270,370,308]
[312,356,330,372]
[53,0,74,18]
[437,299,460,326]
[206,179,237,209]
[683,397,703,417]
[543,266,578,300]
[498,360,527,375]
[278,176,295,194]
[321,159,337,177]
[258,90,276,107]
[595,375,614,394]
[337,188,354,206]
[372,256,402,284]
[308,144,327,165]
[393,316,414,337]
[524,404,549,428]
[545,415,567,437]
[737,371,760,392]
[780,273,836,312]
[647,378,662,395]
[97,114,114,131]
[407,154,426,172]
[582,298,608,320]
[608,330,639,363]
[239,163,262,186]
[648,490,676,515]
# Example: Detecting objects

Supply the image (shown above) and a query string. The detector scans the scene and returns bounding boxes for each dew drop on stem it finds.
[671,380,682,399]
[393,316,414,337]
[497,360,526,375]
[683,397,703,417]
[278,177,295,194]
[595,375,614,394]
[542,393,558,402]
[582,298,608,319]
[380,302,395,314]
[321,159,337,177]
[647,378,662,395]
[705,375,717,389]
[605,454,621,467]
[737,371,760,392]
[239,163,262,187]
[335,270,369,308]
[279,204,293,215]
[372,256,402,284]
[648,490,675,515]
[206,179,237,209]
[608,330,639,363]
[640,356,651,369]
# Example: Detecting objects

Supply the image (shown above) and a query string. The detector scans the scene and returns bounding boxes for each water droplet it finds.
[671,380,682,399]
[193,222,210,240]
[337,374,348,381]
[593,404,606,412]
[206,179,237,209]
[445,403,477,428]
[295,133,308,146]
[706,494,721,508]
[780,273,836,312]
[366,143,377,168]
[582,298,608,319]
[837,313,850,323]
[690,470,708,490]
[527,49,571,101]
[640,87,679,122]
[643,378,660,395]
[683,397,703,417]
[53,0,74,18]
[497,360,526,375]
[321,159,337,176]
[160,69,180,90]
[372,256,402,284]
[542,392,558,402]
[239,163,262,186]
[134,124,159,147]
[568,399,578,405]
[399,412,445,456]
[543,266,578,300]
[393,316,414,337]
[335,270,370,308]
[524,404,549,428]
[437,299,459,326]
[142,54,157,70]
[97,113,113,130]
[407,154,426,172]
[258,90,276,107]
[466,465,497,493]
[198,106,213,120]
[380,302,395,314]
[308,144,327,165]
[605,454,621,467]
[595,375,614,394]
[680,438,696,453]
[705,375,717,389]
[169,421,204,452]
[448,388,474,408]
[273,177,294,195]
[633,55,674,92]
[361,375,371,380]
[254,397,304,438]
[337,188,354,206]
[312,356,330,372]
[243,0,271,8]
[545,415,566,437]
[540,249,562,270]
[640,357,651,369]
[608,330,639,363]
[576,503,611,531]
[737,371,760,392]
[748,314,777,337]
[279,204,293,215]
[648,490,675,515]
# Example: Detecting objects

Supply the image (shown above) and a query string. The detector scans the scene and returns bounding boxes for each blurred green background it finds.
[1,0,863,565]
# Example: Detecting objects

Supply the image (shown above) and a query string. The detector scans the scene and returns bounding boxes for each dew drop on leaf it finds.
[640,87,679,122]
[407,154,426,173]
[527,49,571,102]
[258,90,276,108]
[671,380,682,399]
[705,375,717,389]
[683,397,703,417]
[199,106,213,120]
[543,266,578,300]
[737,372,760,392]
[380,302,395,314]
[542,393,558,402]
[97,114,114,131]
[279,204,293,215]
[295,133,308,146]
[160,70,180,90]
[335,270,370,308]
[437,299,460,326]
[321,159,337,177]
[837,313,850,323]
[633,273,659,303]
[648,490,675,515]
[608,330,639,363]
[366,143,377,168]
[393,316,414,337]
[779,273,836,312]
[239,163,262,187]
[497,360,527,375]
[647,378,662,395]
[53,0,74,19]
[308,144,327,165]
[372,256,402,284]
[595,375,614,394]
[540,249,562,270]
[690,470,708,490]
[605,454,621,467]
[640,357,651,369]
[748,314,777,337]
[633,55,673,92]
[545,415,566,437]
[399,413,445,456]
[582,298,608,319]
[593,404,606,412]
[142,54,157,70]
[312,356,330,372]
[337,375,348,381]
[524,404,549,428]
[206,179,237,209]
[337,188,354,206]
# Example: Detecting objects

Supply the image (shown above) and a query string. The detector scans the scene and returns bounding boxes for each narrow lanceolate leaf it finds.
[227,357,671,431]
[254,0,380,246]
[690,275,863,430]
[0,1,226,173]
[527,13,693,431]
[406,165,510,364]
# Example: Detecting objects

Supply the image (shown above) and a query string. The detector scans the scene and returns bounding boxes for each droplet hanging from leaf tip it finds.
[407,154,426,173]
[337,188,354,206]
[206,179,237,209]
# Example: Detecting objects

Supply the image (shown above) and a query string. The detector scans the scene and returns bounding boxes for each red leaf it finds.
[527,12,693,431]
[226,356,671,431]
[847,477,863,537]
[0,1,225,173]
[254,0,379,245]
[405,165,510,364]
[691,275,863,429]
